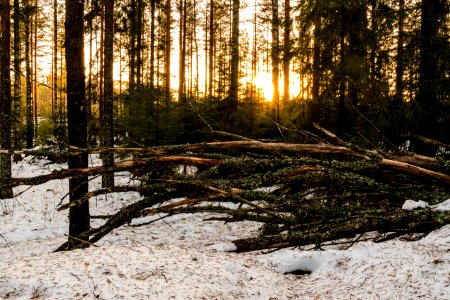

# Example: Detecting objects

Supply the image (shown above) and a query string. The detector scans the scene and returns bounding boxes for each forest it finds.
[0,0,449,251]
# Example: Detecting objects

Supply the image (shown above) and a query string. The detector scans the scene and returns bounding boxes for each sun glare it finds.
[253,72,303,102]
[254,72,274,101]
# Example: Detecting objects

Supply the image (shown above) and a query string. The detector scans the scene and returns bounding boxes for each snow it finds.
[0,156,449,299]
[402,199,430,210]
[402,199,450,212]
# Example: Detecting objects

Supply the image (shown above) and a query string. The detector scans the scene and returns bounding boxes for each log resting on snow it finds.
[12,156,221,187]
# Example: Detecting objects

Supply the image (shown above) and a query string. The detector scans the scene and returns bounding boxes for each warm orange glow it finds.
[254,72,274,101]
[253,72,303,102]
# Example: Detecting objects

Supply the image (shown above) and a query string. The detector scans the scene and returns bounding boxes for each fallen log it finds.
[12,156,221,188]
[185,141,370,159]
[380,159,450,185]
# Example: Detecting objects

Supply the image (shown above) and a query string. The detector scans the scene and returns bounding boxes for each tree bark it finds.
[0,0,13,199]
[150,0,156,89]
[271,0,280,122]
[312,8,321,102]
[13,0,21,157]
[164,0,171,105]
[102,0,114,188]
[282,0,290,103]
[228,0,240,125]
[25,4,34,149]
[208,0,214,99]
[65,0,90,240]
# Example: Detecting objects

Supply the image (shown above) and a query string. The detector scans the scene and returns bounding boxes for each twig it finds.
[0,233,14,253]
[64,234,99,247]
[351,104,399,151]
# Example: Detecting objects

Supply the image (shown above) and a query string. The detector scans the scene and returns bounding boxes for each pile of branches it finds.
[10,127,450,252]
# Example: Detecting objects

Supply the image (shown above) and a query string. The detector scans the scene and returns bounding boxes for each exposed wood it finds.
[186,141,370,159]
[380,159,450,185]
[12,156,221,188]
[385,153,437,167]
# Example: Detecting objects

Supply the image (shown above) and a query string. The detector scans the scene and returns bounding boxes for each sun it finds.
[253,72,303,101]
[254,72,274,101]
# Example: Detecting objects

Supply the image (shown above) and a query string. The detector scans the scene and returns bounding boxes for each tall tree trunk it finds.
[178,0,186,103]
[150,0,156,89]
[347,5,366,107]
[338,7,346,132]
[102,0,114,188]
[33,0,38,139]
[53,0,58,138]
[228,0,239,120]
[25,6,34,149]
[164,0,171,105]
[0,0,13,199]
[252,0,256,99]
[208,0,213,99]
[13,0,21,156]
[129,0,137,93]
[282,0,290,103]
[312,10,321,102]
[271,0,280,122]
[65,0,90,241]
[416,0,442,142]
[394,0,405,106]
[99,0,105,146]
[136,0,143,87]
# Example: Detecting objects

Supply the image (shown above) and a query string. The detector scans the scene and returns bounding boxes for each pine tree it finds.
[0,0,13,199]
[65,0,89,241]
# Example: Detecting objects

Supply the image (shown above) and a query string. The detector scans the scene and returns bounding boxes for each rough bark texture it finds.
[271,0,280,122]
[228,0,240,119]
[47,131,450,252]
[102,0,115,188]
[0,0,13,199]
[65,0,90,239]
[24,5,34,149]
[13,0,21,156]
[283,0,290,103]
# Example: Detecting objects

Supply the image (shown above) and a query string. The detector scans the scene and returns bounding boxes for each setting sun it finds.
[253,72,303,101]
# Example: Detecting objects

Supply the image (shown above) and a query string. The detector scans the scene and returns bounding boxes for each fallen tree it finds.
[34,128,445,252]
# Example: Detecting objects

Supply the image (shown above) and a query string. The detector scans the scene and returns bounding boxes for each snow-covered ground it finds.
[0,155,449,299]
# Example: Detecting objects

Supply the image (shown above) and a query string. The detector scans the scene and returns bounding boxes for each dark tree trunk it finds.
[164,0,171,105]
[102,0,114,188]
[338,7,346,132]
[0,0,13,199]
[129,0,137,93]
[65,0,90,241]
[394,0,405,106]
[416,0,443,144]
[228,0,239,121]
[33,0,37,140]
[312,9,321,102]
[25,7,34,149]
[208,0,214,99]
[13,0,21,156]
[136,0,143,87]
[282,0,290,103]
[271,0,280,122]
[150,0,156,89]
[178,0,186,104]
[53,0,58,138]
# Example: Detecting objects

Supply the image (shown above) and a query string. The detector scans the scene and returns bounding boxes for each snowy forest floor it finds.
[0,155,449,299]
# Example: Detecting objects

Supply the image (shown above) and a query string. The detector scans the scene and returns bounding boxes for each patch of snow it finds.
[402,199,430,210]
[253,186,280,193]
[0,156,449,299]
[431,199,450,212]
